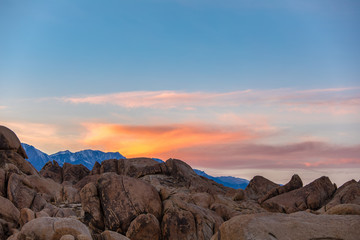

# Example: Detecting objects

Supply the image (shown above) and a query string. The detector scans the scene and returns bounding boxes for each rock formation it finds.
[0,125,359,240]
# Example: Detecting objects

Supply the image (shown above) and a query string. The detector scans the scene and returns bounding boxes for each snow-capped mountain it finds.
[21,143,125,171]
[50,149,125,170]
[194,169,249,189]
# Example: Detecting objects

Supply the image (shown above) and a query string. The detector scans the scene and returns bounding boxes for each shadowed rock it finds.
[323,180,360,211]
[259,174,303,204]
[262,176,336,213]
[244,176,279,200]
[0,126,28,159]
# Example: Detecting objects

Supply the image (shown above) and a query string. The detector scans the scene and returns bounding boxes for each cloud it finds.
[61,87,360,115]
[0,106,7,110]
[159,141,360,170]
[81,122,259,157]
[80,122,360,170]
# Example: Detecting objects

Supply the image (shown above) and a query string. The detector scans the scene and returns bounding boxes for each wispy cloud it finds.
[0,106,7,110]
[61,87,360,115]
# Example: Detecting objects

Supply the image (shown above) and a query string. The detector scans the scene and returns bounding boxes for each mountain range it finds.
[21,143,249,189]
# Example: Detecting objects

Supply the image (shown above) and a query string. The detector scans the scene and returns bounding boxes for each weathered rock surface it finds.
[40,160,63,183]
[323,180,360,211]
[16,217,92,240]
[19,208,35,227]
[0,126,28,158]
[81,173,162,234]
[258,174,303,203]
[244,176,279,200]
[7,173,36,209]
[0,196,20,224]
[62,163,90,184]
[262,176,336,213]
[40,161,89,185]
[101,230,130,240]
[126,214,161,240]
[212,211,360,240]
[325,203,360,215]
[80,182,104,232]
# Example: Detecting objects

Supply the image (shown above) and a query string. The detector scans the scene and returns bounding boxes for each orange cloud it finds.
[82,123,257,157]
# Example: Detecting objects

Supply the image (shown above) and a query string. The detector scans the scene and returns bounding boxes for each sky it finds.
[0,0,359,185]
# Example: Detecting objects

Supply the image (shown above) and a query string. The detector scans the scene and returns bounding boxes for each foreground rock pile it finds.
[0,125,359,240]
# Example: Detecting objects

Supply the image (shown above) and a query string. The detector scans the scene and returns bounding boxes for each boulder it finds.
[126,214,161,240]
[19,208,35,227]
[17,217,92,240]
[97,173,162,234]
[0,151,37,176]
[80,182,105,232]
[101,230,130,240]
[91,161,101,175]
[0,126,27,158]
[262,176,336,213]
[100,159,118,174]
[0,196,20,224]
[162,193,223,240]
[258,174,303,203]
[26,175,62,203]
[62,185,81,203]
[40,160,63,184]
[62,163,89,184]
[211,211,360,240]
[324,180,360,211]
[7,173,36,209]
[326,204,360,215]
[232,189,245,201]
[244,176,279,200]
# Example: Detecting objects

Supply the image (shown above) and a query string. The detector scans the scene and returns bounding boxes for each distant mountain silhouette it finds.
[21,143,125,170]
[194,169,249,189]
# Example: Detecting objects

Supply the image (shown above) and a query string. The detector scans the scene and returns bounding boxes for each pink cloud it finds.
[60,87,360,115]
[158,141,360,170]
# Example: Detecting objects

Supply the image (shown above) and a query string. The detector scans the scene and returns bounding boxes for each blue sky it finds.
[1,0,359,98]
[0,0,359,185]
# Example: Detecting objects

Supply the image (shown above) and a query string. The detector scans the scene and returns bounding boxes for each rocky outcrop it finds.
[244,176,279,200]
[258,174,303,203]
[63,163,90,184]
[40,160,63,183]
[262,176,336,213]
[323,180,360,211]
[211,211,360,240]
[81,173,162,235]
[40,161,89,185]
